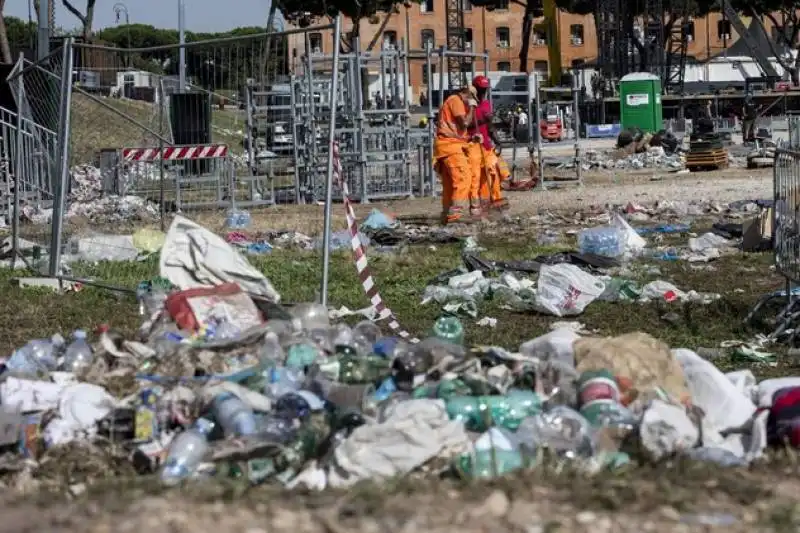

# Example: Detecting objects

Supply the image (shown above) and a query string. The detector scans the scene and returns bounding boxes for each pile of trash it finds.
[420,214,734,318]
[0,214,793,493]
[15,166,160,227]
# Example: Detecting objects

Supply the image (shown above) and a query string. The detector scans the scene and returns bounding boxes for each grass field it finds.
[69,92,245,164]
[3,214,800,531]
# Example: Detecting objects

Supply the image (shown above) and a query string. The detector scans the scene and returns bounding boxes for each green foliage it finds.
[4,16,36,49]
[280,0,420,26]
[88,23,288,91]
[553,0,717,18]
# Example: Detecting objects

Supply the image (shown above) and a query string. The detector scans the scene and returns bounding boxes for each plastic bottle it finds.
[211,392,257,437]
[513,406,594,457]
[578,226,624,257]
[290,303,329,331]
[225,209,251,229]
[445,389,542,432]
[61,330,94,373]
[432,316,464,345]
[5,335,64,374]
[265,366,303,399]
[161,417,214,486]
[354,321,382,345]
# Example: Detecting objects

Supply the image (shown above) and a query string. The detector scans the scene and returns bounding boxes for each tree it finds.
[280,0,416,109]
[62,0,96,39]
[553,0,717,74]
[0,0,11,65]
[728,0,800,84]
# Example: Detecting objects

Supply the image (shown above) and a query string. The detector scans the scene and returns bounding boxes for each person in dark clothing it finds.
[742,95,757,142]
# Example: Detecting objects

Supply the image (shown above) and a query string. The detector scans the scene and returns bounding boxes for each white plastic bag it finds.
[519,328,580,367]
[534,264,605,317]
[673,349,756,430]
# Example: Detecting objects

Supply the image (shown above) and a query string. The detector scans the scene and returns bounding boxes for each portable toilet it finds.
[619,73,663,133]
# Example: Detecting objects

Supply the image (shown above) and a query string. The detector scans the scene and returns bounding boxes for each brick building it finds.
[287,7,785,99]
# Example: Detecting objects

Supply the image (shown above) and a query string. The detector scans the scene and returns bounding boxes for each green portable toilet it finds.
[619,73,663,133]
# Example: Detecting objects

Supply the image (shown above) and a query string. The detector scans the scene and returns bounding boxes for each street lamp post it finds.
[113,2,131,67]
[178,0,186,92]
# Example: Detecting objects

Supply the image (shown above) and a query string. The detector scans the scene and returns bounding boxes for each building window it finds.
[383,31,397,50]
[496,0,509,9]
[465,28,474,50]
[686,21,695,42]
[569,24,584,46]
[462,0,472,10]
[717,19,731,40]
[533,28,547,46]
[421,29,435,49]
[496,27,510,48]
[309,32,322,54]
[497,61,511,71]
[421,0,434,13]
[422,63,437,83]
[534,60,548,79]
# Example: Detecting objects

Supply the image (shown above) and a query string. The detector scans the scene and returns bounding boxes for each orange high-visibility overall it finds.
[434,95,477,223]
[479,147,511,210]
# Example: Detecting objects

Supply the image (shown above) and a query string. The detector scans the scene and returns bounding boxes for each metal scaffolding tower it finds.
[663,0,690,93]
[445,0,468,89]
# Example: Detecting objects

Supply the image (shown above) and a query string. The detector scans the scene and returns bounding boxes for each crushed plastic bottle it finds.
[161,417,214,486]
[578,226,624,258]
[5,334,64,374]
[211,392,257,437]
[265,366,304,399]
[513,405,594,457]
[61,330,94,373]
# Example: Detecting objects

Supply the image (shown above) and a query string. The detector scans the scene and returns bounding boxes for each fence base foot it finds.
[10,277,78,292]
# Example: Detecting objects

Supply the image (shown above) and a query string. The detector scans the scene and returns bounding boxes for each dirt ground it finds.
[181,167,772,236]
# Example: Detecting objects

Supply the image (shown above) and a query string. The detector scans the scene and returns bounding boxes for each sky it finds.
[4,0,280,33]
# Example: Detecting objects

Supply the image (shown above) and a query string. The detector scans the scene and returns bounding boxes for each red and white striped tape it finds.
[122,144,228,162]
[331,141,420,344]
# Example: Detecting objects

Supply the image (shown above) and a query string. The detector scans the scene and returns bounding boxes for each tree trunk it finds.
[0,0,11,64]
[365,12,393,52]
[518,3,534,73]
[84,0,96,39]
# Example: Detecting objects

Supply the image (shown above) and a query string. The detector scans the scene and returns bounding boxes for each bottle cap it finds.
[193,417,215,434]
[74,330,87,339]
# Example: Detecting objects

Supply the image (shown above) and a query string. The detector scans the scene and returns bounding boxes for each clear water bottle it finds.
[161,417,214,486]
[211,392,257,437]
[578,227,624,257]
[5,335,64,374]
[265,367,303,399]
[225,209,251,229]
[61,330,94,373]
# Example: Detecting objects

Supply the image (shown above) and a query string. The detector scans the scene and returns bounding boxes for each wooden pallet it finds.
[686,148,729,171]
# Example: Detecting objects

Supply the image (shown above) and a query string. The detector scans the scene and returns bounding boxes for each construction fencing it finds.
[775,122,800,285]
[1,22,549,285]
[1,22,345,280]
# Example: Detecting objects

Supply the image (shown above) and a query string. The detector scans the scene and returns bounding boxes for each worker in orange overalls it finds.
[467,75,511,214]
[433,85,484,224]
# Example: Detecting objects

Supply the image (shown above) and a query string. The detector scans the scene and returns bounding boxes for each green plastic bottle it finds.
[336,353,392,384]
[432,316,464,345]
[445,389,542,432]
[455,449,533,479]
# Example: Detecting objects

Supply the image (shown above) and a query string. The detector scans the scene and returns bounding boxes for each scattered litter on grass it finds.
[1,211,794,498]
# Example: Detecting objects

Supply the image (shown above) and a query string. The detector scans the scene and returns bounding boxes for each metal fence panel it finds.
[775,134,800,283]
